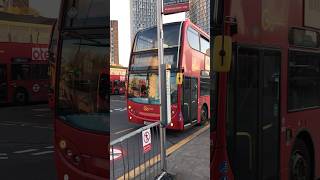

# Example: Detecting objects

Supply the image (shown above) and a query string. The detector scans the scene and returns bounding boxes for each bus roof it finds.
[135,19,209,40]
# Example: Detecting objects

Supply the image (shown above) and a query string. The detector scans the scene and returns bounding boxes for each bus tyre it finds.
[14,89,28,105]
[290,139,312,180]
[200,106,208,125]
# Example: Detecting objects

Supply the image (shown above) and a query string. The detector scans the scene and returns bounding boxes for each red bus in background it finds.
[53,0,109,179]
[127,19,210,130]
[0,42,49,104]
[110,75,125,95]
[211,0,320,179]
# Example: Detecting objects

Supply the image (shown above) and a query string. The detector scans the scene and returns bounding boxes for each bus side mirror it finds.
[213,35,232,72]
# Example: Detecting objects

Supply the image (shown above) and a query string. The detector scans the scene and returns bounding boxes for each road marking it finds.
[111,100,125,102]
[116,124,210,180]
[0,157,8,160]
[111,108,127,112]
[114,128,134,135]
[3,121,30,124]
[32,108,50,112]
[31,151,54,156]
[45,146,54,149]
[0,123,15,126]
[0,153,7,156]
[14,149,38,154]
[32,126,53,129]
[34,114,47,117]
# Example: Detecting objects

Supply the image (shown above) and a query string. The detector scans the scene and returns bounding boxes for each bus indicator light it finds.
[63,174,69,180]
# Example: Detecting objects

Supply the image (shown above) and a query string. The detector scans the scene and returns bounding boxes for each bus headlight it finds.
[64,174,69,180]
[59,140,66,149]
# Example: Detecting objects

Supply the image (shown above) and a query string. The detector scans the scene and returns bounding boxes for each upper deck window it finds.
[134,22,182,52]
[187,27,200,51]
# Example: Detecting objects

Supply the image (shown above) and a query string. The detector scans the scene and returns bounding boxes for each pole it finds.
[157,0,167,173]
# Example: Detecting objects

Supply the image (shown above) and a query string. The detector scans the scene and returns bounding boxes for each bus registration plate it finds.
[144,121,152,125]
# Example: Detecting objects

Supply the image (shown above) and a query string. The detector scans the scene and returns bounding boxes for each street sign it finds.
[163,0,189,15]
[142,128,152,153]
[110,148,123,161]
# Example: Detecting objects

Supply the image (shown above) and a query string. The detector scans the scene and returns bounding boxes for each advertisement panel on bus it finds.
[163,0,189,15]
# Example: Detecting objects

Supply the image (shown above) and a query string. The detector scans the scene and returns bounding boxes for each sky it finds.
[111,0,185,67]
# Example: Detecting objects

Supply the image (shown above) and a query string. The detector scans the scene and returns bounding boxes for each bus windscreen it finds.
[57,31,108,133]
[127,72,177,104]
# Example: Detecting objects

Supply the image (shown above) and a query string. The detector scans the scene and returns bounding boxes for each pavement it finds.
[166,126,210,180]
[110,95,210,180]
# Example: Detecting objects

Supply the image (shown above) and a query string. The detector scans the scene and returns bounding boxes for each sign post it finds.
[157,0,169,176]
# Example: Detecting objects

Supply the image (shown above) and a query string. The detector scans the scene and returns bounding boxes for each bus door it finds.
[227,47,280,179]
[0,64,7,102]
[183,76,198,124]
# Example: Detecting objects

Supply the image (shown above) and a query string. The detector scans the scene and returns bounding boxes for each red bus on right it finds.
[211,0,320,180]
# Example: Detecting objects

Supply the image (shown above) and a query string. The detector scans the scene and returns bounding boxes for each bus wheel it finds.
[14,89,28,105]
[290,139,312,180]
[200,106,208,125]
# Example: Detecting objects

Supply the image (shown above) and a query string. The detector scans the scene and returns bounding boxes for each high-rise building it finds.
[110,20,119,65]
[188,0,210,34]
[130,0,157,42]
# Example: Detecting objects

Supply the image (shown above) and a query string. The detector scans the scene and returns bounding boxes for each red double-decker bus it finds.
[211,0,320,179]
[53,0,109,179]
[110,75,125,95]
[127,19,210,130]
[0,42,49,104]
[0,12,53,105]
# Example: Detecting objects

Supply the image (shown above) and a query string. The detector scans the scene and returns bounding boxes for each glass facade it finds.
[130,0,157,42]
[187,0,210,35]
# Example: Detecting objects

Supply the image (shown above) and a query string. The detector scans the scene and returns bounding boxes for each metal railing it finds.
[110,122,162,180]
